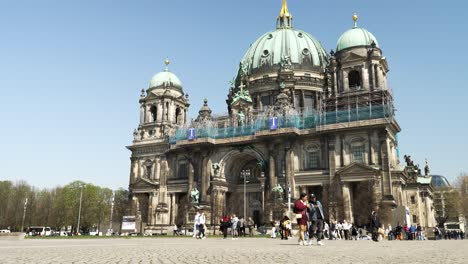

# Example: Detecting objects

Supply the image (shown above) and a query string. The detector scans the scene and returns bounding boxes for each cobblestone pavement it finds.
[0,238,466,264]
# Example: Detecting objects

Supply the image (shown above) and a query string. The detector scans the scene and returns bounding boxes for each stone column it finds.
[188,162,194,202]
[286,145,296,198]
[130,158,138,184]
[369,63,375,90]
[140,104,145,124]
[169,193,176,225]
[362,67,370,90]
[268,148,276,191]
[132,195,141,233]
[144,105,151,123]
[201,156,208,203]
[154,157,161,181]
[342,182,353,223]
[157,102,163,122]
[368,132,373,165]
[211,187,227,225]
[380,135,393,196]
[372,179,381,212]
[333,71,338,96]
[148,192,154,225]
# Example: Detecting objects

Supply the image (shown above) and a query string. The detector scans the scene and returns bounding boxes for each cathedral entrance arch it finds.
[217,147,267,220]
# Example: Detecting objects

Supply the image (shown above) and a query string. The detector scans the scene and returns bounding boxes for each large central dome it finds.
[239,1,328,76]
[241,28,328,74]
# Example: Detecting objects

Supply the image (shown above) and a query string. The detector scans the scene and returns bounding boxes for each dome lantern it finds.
[336,14,380,52]
[148,59,183,92]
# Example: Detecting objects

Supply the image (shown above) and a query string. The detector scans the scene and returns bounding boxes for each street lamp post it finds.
[20,198,28,232]
[77,185,84,235]
[243,170,250,219]
[108,191,115,235]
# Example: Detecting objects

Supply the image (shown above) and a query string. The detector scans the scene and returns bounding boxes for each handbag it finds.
[295,213,303,219]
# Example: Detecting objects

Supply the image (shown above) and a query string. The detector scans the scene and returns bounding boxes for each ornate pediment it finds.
[130,177,158,191]
[336,162,379,176]
[342,52,365,62]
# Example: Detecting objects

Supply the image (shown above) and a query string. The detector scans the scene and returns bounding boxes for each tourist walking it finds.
[193,211,200,238]
[370,211,380,242]
[231,214,239,240]
[247,217,254,237]
[280,216,290,240]
[307,193,325,246]
[239,217,246,237]
[220,213,230,239]
[198,211,206,239]
[294,193,310,245]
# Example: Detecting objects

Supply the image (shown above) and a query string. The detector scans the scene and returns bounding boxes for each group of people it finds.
[294,193,326,246]
[294,193,383,245]
[192,210,207,239]
[387,222,426,241]
[219,214,255,239]
[433,225,465,240]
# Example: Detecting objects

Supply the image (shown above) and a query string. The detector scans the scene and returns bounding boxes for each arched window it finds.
[144,160,153,178]
[350,140,365,164]
[306,145,320,169]
[175,107,181,124]
[348,70,361,90]
[150,106,157,122]
[177,159,187,179]
[165,102,169,120]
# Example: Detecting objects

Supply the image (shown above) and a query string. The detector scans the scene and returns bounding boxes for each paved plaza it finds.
[0,237,467,264]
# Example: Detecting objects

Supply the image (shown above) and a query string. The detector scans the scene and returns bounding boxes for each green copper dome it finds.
[149,68,183,91]
[336,27,379,52]
[240,28,328,74]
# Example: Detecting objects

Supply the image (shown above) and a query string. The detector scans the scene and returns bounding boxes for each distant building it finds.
[431,175,451,189]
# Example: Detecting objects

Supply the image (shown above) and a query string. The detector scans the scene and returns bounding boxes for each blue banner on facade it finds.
[269,117,278,130]
[188,128,195,140]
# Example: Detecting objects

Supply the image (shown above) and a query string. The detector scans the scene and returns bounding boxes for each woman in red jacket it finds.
[294,193,310,245]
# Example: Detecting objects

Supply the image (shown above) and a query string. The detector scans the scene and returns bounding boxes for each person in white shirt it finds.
[198,211,206,239]
[231,214,239,240]
[323,221,329,239]
[343,220,350,240]
[193,211,200,238]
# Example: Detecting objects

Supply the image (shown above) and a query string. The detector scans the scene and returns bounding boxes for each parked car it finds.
[28,226,53,237]
[0,229,11,234]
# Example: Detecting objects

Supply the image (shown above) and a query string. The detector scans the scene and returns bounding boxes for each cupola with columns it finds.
[134,59,190,141]
[330,14,389,94]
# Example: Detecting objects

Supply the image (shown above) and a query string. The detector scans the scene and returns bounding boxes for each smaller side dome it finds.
[336,14,379,52]
[148,59,183,92]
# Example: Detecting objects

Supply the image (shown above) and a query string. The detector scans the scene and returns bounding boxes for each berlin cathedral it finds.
[127,1,435,233]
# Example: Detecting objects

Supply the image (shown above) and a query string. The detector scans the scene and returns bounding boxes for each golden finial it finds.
[164,58,170,66]
[279,0,290,18]
[352,13,358,28]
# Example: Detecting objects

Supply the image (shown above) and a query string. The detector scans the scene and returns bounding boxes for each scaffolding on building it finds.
[169,89,395,144]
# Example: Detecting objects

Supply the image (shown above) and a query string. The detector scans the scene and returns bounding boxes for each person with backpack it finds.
[220,213,230,239]
[307,193,325,246]
[294,193,310,245]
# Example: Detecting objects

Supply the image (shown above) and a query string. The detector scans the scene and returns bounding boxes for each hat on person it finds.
[309,193,316,199]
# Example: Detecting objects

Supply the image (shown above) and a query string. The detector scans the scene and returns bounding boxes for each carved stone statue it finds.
[424,159,430,176]
[272,184,283,193]
[237,111,245,126]
[280,55,293,71]
[212,163,220,176]
[133,129,139,140]
[404,155,414,167]
[257,160,266,172]
[190,187,199,204]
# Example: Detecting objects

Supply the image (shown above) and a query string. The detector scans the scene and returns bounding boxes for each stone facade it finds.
[127,3,435,233]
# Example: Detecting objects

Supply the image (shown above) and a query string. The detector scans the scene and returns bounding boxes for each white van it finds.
[28,226,52,236]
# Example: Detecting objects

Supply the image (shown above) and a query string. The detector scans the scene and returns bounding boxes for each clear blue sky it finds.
[0,0,467,190]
